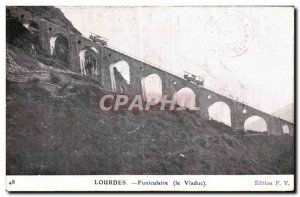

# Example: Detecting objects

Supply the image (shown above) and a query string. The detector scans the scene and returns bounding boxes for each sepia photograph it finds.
[5,5,295,192]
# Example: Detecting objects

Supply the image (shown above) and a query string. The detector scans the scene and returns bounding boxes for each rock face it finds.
[16,6,81,34]
[6,7,294,175]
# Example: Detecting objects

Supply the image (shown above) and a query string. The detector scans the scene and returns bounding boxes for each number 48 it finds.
[9,180,15,185]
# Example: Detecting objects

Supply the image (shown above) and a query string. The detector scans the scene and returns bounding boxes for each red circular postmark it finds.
[205,9,255,57]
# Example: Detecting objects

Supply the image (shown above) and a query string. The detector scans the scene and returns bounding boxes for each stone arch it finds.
[50,33,69,64]
[23,20,39,33]
[141,74,162,103]
[109,60,130,92]
[208,101,231,126]
[282,125,289,135]
[244,116,268,132]
[79,46,99,77]
[174,87,196,109]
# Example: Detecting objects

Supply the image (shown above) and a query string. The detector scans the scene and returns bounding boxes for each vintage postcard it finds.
[6,5,295,192]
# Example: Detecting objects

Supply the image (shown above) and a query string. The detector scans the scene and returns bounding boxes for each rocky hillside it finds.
[6,7,294,175]
[16,6,81,34]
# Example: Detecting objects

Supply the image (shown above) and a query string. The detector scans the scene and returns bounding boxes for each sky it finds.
[59,6,294,117]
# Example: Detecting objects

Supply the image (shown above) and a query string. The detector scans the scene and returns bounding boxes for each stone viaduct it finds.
[7,6,294,136]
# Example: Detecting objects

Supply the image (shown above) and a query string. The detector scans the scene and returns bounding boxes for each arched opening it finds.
[50,33,69,64]
[109,60,130,92]
[282,125,289,135]
[79,46,99,77]
[141,74,162,103]
[23,20,39,34]
[244,116,268,132]
[174,87,196,109]
[23,20,39,41]
[208,101,231,126]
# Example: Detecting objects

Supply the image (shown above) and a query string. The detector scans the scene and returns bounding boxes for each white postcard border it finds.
[6,175,294,192]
